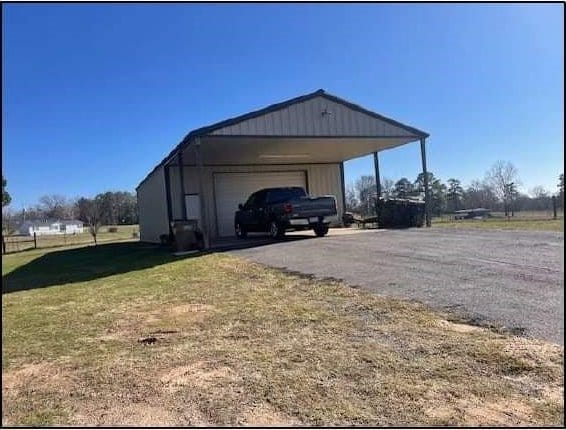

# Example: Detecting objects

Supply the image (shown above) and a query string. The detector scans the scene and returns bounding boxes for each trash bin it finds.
[171,220,204,252]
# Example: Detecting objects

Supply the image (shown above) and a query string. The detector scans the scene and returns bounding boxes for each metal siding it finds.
[223,95,413,137]
[137,166,169,243]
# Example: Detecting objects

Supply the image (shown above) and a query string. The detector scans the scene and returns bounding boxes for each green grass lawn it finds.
[2,243,563,426]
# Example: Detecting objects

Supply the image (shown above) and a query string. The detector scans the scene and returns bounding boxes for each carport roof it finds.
[137,89,429,189]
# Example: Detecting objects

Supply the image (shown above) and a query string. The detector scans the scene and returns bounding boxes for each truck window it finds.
[267,188,306,204]
[244,192,257,209]
[253,190,267,206]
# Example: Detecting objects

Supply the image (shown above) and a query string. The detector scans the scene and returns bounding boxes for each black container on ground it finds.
[378,198,425,228]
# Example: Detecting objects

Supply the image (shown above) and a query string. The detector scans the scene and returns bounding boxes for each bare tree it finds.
[485,161,520,216]
[529,186,552,211]
[355,175,376,216]
[529,186,549,199]
[82,198,102,245]
[38,194,75,219]
[2,207,17,235]
[463,179,498,210]
[345,183,358,213]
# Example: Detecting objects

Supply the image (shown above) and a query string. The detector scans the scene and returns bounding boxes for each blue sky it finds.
[2,3,564,209]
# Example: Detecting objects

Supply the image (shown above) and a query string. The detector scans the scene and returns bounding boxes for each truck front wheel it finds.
[235,222,248,239]
[314,224,329,237]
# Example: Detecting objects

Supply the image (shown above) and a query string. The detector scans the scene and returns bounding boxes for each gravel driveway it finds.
[231,228,564,345]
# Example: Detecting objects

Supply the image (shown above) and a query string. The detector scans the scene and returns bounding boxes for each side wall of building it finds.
[137,166,170,243]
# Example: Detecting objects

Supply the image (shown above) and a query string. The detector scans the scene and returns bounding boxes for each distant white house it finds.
[17,220,84,236]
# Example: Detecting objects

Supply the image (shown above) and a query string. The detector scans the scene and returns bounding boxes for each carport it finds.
[136,89,430,247]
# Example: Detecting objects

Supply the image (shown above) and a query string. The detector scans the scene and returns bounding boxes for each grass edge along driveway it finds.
[2,242,564,426]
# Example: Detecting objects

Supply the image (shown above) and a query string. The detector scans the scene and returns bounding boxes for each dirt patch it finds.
[240,402,302,426]
[462,398,535,426]
[437,319,484,334]
[503,374,564,403]
[503,336,562,356]
[72,403,187,426]
[160,360,238,392]
[427,397,535,426]
[2,362,71,397]
[169,303,213,315]
[96,303,214,343]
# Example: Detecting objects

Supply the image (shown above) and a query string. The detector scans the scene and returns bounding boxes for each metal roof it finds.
[137,89,430,189]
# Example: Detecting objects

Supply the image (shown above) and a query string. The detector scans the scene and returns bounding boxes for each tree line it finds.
[346,161,564,218]
[2,184,138,237]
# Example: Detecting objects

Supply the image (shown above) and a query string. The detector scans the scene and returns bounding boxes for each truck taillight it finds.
[284,203,293,214]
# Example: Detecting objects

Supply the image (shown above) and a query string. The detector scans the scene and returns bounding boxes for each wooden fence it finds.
[2,233,37,254]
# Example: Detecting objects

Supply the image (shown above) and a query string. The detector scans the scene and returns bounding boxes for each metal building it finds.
[136,89,430,247]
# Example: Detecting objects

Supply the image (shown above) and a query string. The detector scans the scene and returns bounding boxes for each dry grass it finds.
[2,243,564,426]
[433,217,563,232]
[2,224,139,253]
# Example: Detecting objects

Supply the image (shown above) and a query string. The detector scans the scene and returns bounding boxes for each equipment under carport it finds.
[170,220,205,252]
[377,198,425,228]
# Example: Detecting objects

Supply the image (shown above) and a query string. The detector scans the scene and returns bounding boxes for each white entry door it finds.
[185,194,201,226]
[213,171,307,237]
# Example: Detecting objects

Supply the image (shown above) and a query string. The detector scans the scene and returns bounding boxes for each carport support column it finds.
[195,137,210,249]
[420,138,431,227]
[178,151,187,220]
[339,162,346,222]
[373,151,382,222]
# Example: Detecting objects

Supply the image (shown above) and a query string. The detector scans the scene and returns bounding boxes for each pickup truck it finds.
[234,187,337,239]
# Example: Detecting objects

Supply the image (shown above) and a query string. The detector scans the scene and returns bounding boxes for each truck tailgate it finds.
[289,196,337,218]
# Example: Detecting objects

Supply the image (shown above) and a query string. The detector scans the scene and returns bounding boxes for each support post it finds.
[195,138,210,249]
[178,151,187,220]
[373,151,381,222]
[552,195,557,220]
[420,138,431,227]
[33,232,37,249]
[339,162,346,223]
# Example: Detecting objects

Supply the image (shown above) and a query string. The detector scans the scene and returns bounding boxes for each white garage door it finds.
[214,171,307,237]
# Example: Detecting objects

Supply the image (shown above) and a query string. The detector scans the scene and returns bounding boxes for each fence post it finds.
[34,232,37,249]
[552,196,557,220]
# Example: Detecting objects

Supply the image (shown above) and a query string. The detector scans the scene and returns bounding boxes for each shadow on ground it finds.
[212,233,313,252]
[2,242,198,294]
[2,235,314,294]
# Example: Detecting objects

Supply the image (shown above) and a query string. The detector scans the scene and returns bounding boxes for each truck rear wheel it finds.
[314,224,329,237]
[269,221,285,239]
